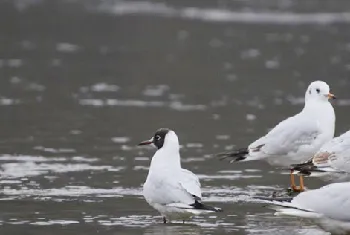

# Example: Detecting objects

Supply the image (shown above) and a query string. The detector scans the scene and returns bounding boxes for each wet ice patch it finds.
[33,146,76,153]
[91,83,120,92]
[78,98,207,111]
[79,98,164,107]
[80,83,120,93]
[216,135,230,140]
[197,173,261,181]
[241,49,260,59]
[13,0,43,11]
[0,154,119,179]
[97,1,350,25]
[0,162,121,178]
[0,154,94,162]
[111,137,130,144]
[246,114,257,121]
[30,220,79,226]
[134,157,149,161]
[202,185,284,203]
[56,43,80,53]
[287,95,304,105]
[25,82,46,91]
[133,166,149,171]
[0,180,22,184]
[186,143,203,148]
[144,224,202,235]
[98,215,156,228]
[245,213,327,235]
[2,186,141,199]
[143,85,169,97]
[336,99,350,106]
[182,157,207,163]
[7,59,23,68]
[0,98,20,105]
[169,101,206,111]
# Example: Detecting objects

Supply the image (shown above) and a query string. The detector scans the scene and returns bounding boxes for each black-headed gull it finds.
[291,130,350,182]
[217,81,336,192]
[268,182,350,235]
[138,128,222,223]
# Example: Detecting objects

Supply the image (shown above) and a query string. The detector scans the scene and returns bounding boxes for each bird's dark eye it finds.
[155,135,161,140]
[316,88,320,93]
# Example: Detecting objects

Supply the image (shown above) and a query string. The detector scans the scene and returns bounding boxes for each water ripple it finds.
[97,1,350,25]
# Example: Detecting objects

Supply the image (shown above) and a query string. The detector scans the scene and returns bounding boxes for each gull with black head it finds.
[138,128,222,224]
[217,81,336,192]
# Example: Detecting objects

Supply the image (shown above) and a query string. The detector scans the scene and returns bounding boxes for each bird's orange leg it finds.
[290,170,305,192]
[299,175,305,192]
[290,170,296,189]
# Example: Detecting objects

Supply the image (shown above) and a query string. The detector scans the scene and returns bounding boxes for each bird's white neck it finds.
[149,131,181,170]
[151,148,181,170]
[303,100,334,116]
[303,100,335,132]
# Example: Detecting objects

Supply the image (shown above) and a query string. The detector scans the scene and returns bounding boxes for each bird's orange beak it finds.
[327,93,336,100]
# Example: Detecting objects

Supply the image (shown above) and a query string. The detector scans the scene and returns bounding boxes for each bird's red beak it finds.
[138,137,154,146]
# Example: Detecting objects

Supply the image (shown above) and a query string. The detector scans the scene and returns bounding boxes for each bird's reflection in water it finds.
[143,224,201,235]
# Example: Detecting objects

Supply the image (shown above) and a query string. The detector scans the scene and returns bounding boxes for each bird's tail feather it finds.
[216,147,248,162]
[167,201,222,213]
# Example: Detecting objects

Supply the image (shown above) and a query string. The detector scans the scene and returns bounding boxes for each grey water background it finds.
[0,0,350,234]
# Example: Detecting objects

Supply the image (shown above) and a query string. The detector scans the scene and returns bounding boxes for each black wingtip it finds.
[290,160,315,176]
[216,147,248,162]
[190,201,223,212]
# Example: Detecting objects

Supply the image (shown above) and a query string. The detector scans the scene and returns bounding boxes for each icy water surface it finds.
[1,0,350,234]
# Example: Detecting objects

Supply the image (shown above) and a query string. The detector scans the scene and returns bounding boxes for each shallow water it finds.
[0,0,349,234]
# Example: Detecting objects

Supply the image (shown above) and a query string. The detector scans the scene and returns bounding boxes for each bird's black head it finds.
[152,128,170,149]
[138,128,171,150]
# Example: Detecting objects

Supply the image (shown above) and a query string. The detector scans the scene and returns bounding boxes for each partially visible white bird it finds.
[291,130,350,182]
[268,182,350,235]
[217,81,336,192]
[138,128,222,223]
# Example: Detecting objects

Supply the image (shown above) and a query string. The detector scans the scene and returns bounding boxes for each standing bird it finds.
[268,182,350,235]
[217,81,336,192]
[291,130,350,182]
[138,128,222,223]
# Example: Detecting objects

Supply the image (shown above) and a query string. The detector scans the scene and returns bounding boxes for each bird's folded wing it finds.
[147,175,196,205]
[249,116,320,156]
[179,169,202,200]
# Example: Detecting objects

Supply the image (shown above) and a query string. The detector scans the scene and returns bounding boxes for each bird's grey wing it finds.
[249,116,320,156]
[179,169,202,200]
[292,182,350,221]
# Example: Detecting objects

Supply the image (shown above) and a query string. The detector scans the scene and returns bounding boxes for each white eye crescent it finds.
[155,135,161,140]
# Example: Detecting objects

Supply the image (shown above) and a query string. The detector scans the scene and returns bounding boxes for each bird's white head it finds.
[138,128,179,150]
[305,81,336,103]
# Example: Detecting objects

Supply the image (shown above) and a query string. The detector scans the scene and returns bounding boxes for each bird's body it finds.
[269,182,350,235]
[292,130,350,182]
[140,129,221,223]
[247,98,335,167]
[217,81,336,191]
